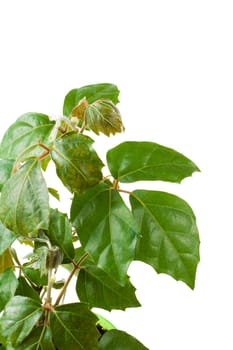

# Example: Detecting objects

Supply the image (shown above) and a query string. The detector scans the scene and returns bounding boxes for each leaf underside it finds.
[99,329,149,350]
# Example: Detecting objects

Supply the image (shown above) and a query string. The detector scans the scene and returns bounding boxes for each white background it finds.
[0,1,233,349]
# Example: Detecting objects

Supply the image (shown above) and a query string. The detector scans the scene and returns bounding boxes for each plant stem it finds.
[53,253,89,307]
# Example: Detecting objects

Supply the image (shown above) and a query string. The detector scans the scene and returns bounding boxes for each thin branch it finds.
[53,253,89,307]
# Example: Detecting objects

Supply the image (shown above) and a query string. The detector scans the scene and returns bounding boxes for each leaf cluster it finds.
[0,83,200,349]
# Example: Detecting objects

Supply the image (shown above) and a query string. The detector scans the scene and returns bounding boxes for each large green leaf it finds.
[98,329,149,350]
[50,303,99,350]
[47,209,74,261]
[51,132,103,193]
[0,221,17,255]
[130,190,200,288]
[15,326,55,350]
[0,159,15,190]
[107,141,199,183]
[0,160,50,237]
[15,276,41,303]
[0,296,43,346]
[0,113,55,160]
[76,265,140,311]
[63,83,120,117]
[71,182,138,284]
[0,268,18,311]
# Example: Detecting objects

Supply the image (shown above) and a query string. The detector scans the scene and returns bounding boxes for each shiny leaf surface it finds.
[50,303,99,350]
[51,132,103,193]
[47,209,74,261]
[107,141,199,183]
[0,296,43,346]
[15,276,41,303]
[63,83,120,117]
[130,190,200,288]
[76,265,140,311]
[0,160,50,237]
[0,268,18,311]
[15,326,55,350]
[0,113,55,160]
[71,182,138,284]
[99,329,149,350]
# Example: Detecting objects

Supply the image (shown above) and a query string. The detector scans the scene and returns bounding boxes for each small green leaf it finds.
[0,160,50,237]
[50,303,99,350]
[72,99,124,136]
[51,132,103,193]
[0,113,55,160]
[0,268,18,311]
[0,249,14,274]
[63,83,120,117]
[47,209,75,261]
[48,187,60,201]
[0,296,43,346]
[98,329,149,350]
[107,141,200,183]
[71,182,138,285]
[96,313,116,331]
[76,265,140,311]
[15,326,55,350]
[130,190,200,288]
[23,267,48,287]
[0,159,15,191]
[0,221,17,255]
[15,276,41,303]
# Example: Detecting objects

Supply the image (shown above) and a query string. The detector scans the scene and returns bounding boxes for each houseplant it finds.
[0,83,200,349]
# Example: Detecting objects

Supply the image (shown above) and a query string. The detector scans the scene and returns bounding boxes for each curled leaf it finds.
[72,99,124,136]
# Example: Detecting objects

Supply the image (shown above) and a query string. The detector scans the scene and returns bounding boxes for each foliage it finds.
[0,83,200,349]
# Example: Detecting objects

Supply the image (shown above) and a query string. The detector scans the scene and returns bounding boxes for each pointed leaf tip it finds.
[107,141,199,183]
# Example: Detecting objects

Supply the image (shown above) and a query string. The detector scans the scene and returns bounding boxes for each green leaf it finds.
[72,99,124,136]
[63,83,120,117]
[15,276,41,303]
[76,265,140,311]
[0,268,18,311]
[96,313,116,331]
[15,326,55,350]
[71,182,138,285]
[107,141,200,183]
[0,221,17,255]
[48,187,60,201]
[0,113,55,160]
[0,160,50,237]
[50,303,99,350]
[98,329,149,350]
[0,159,15,191]
[0,296,43,346]
[130,190,200,288]
[23,267,48,287]
[51,132,103,193]
[47,208,74,261]
[0,249,14,274]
